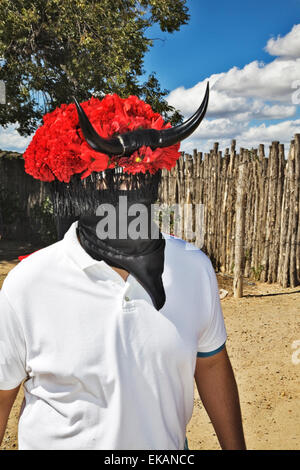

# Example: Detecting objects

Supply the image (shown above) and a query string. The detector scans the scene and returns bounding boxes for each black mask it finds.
[76,192,166,310]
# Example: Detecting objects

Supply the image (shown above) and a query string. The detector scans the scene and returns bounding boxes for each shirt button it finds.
[125,296,130,301]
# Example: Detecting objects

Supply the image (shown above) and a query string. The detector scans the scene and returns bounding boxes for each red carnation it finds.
[23,94,181,182]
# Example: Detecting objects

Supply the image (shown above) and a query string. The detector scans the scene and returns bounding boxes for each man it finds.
[0,86,246,450]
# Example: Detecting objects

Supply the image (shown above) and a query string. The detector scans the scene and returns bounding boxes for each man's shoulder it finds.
[163,233,213,274]
[2,240,63,294]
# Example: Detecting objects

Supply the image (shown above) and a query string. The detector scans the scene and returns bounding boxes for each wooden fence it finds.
[0,151,53,243]
[0,134,299,287]
[159,134,300,288]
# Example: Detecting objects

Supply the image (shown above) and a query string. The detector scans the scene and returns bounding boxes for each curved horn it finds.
[73,84,209,157]
[157,82,209,148]
[73,97,124,155]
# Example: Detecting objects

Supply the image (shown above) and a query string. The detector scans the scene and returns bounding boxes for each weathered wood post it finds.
[184,153,194,241]
[280,140,295,287]
[228,140,237,274]
[233,150,247,298]
[266,141,280,283]
[289,134,300,287]
[295,134,300,285]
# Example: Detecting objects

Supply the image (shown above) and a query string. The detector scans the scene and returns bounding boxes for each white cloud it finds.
[168,23,300,154]
[169,82,297,121]
[168,80,248,117]
[180,119,300,154]
[214,58,300,102]
[183,117,247,140]
[257,104,296,119]
[265,24,300,58]
[0,124,32,152]
[239,119,300,144]
[168,61,300,121]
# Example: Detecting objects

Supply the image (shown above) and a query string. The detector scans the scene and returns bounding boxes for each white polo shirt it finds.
[0,221,227,450]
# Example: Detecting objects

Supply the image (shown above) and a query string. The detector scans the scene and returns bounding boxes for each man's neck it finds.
[110,266,130,282]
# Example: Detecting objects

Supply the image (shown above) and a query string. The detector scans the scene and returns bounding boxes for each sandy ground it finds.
[0,241,299,450]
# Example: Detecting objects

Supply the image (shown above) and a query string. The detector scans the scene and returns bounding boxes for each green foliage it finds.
[0,150,23,159]
[0,0,189,135]
[244,248,250,261]
[251,264,264,281]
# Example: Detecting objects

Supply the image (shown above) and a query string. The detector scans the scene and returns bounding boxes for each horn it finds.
[156,82,209,148]
[73,97,124,155]
[73,83,209,157]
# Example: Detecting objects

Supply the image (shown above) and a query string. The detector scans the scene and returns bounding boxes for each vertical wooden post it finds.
[281,140,295,287]
[221,149,230,273]
[275,143,286,283]
[184,154,194,241]
[266,142,280,283]
[228,140,237,274]
[294,134,300,285]
[251,149,258,279]
[176,153,185,237]
[257,144,265,274]
[233,150,247,298]
[289,135,299,287]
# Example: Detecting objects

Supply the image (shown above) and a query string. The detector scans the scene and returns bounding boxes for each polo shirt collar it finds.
[61,221,127,284]
[61,221,169,287]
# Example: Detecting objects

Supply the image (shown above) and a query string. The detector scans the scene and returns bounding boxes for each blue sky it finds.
[143,0,300,90]
[1,0,300,154]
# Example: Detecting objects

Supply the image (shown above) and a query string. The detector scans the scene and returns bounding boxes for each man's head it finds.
[48,167,162,239]
[23,86,209,237]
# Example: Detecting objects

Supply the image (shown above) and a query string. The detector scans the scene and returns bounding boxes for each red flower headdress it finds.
[23,94,182,183]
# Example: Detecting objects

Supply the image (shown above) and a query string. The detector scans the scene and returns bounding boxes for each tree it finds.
[0,0,189,135]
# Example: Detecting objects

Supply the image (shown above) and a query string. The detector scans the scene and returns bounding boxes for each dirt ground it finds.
[0,241,299,450]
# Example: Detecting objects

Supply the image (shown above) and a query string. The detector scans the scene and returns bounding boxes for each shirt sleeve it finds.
[0,289,27,390]
[196,259,227,357]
